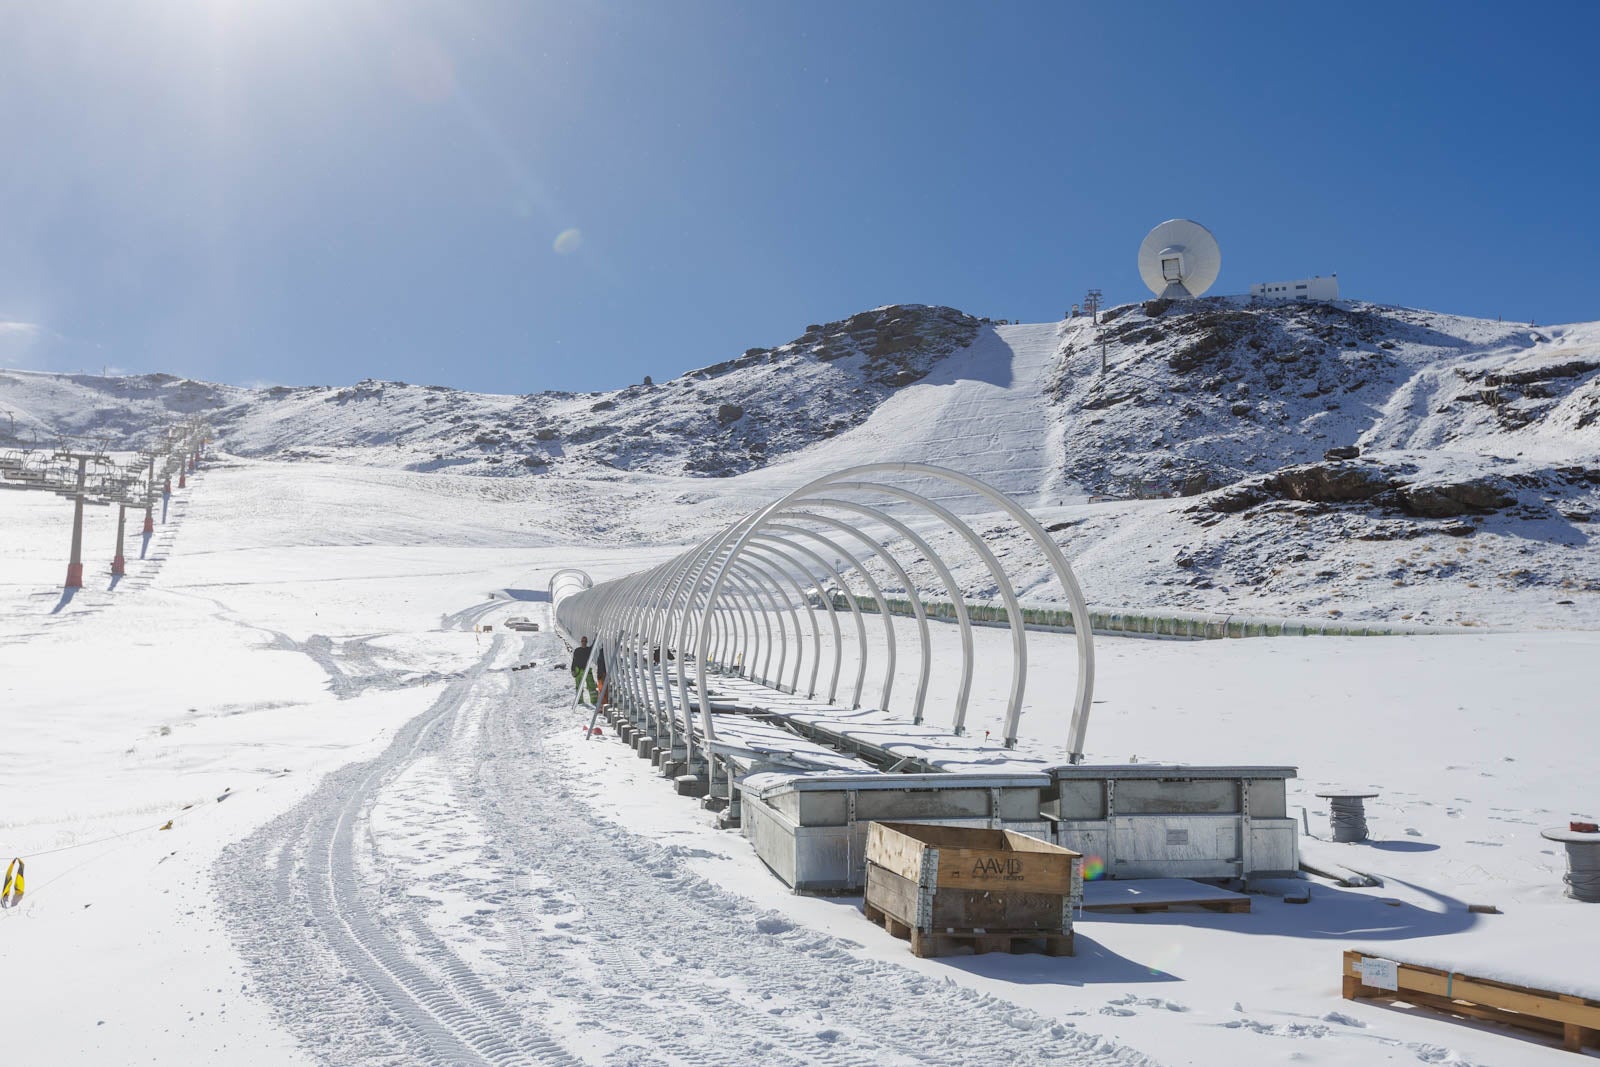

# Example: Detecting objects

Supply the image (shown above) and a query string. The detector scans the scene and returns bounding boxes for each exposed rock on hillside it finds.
[1195,455,1561,525]
[1269,461,1397,503]
[1397,477,1516,517]
[3,299,1596,511]
[1049,299,1557,499]
[664,304,979,475]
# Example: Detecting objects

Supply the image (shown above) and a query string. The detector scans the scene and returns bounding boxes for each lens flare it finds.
[553,228,583,255]
[1147,941,1185,977]
[1082,855,1107,881]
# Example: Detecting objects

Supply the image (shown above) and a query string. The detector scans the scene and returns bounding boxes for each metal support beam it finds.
[556,462,1097,766]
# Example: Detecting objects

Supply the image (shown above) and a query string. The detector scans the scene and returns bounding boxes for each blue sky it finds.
[3,1,1597,394]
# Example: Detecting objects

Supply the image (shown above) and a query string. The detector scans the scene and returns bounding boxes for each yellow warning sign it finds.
[1,858,23,908]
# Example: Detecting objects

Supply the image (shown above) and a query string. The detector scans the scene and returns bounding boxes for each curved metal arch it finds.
[550,567,594,640]
[739,541,825,696]
[637,529,723,751]
[732,556,819,697]
[566,463,1096,767]
[753,529,871,708]
[637,553,699,746]
[727,562,789,689]
[768,509,931,724]
[692,463,1094,759]
[744,536,841,701]
[794,496,972,727]
[828,464,1096,756]
[821,480,1022,739]
[760,522,894,712]
[721,570,767,679]
[748,532,857,705]
[673,529,744,730]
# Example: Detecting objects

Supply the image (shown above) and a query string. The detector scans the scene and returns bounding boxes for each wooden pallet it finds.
[864,900,1074,959]
[1112,897,1250,915]
[1081,878,1252,915]
[1342,950,1600,1054]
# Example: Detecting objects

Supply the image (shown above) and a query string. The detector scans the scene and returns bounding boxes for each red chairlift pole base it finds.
[143,509,154,534]
[112,555,126,577]
[65,562,84,588]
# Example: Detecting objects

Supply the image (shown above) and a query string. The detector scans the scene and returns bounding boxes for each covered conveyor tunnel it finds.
[552,463,1298,891]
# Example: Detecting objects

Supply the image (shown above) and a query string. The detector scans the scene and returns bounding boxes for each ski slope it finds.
[2,455,1596,1065]
[748,322,1075,508]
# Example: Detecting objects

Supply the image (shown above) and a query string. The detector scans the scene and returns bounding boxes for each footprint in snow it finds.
[1104,993,1188,1014]
[1221,1019,1330,1039]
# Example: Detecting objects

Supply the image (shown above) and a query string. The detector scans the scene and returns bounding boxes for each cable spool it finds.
[1328,798,1369,843]
[1565,846,1600,902]
[1317,790,1378,844]
[1544,827,1600,902]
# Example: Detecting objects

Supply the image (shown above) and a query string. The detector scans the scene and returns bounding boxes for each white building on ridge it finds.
[1251,274,1339,302]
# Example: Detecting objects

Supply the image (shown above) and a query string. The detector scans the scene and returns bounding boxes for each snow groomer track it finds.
[215,464,1158,1065]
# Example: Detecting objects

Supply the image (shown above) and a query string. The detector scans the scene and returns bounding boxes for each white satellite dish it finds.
[1138,219,1221,300]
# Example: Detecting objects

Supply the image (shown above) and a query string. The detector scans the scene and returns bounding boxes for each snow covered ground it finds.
[3,454,1595,1065]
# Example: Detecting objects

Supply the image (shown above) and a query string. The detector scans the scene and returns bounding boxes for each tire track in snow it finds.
[220,635,586,1066]
[442,599,503,632]
[468,631,1158,1067]
[221,622,1157,1065]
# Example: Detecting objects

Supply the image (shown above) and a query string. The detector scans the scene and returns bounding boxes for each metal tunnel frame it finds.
[553,463,1095,773]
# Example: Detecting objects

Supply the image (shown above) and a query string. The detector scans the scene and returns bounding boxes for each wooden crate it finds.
[862,821,1081,959]
[1342,950,1600,1054]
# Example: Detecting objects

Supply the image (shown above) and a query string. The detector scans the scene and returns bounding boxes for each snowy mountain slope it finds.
[4,298,1598,626]
[831,456,1600,629]
[735,320,1067,506]
[1044,299,1599,498]
[5,300,1595,499]
[0,303,984,479]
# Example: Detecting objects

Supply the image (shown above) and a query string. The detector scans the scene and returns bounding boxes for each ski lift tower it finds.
[103,456,154,577]
[136,447,162,534]
[1083,289,1103,324]
[52,444,113,589]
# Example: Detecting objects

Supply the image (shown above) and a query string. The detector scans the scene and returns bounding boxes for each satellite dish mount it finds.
[1139,219,1221,301]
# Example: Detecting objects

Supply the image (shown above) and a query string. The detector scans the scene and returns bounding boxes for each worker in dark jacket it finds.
[593,646,608,709]
[571,637,596,704]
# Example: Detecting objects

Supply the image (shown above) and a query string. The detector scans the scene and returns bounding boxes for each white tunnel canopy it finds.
[553,462,1095,764]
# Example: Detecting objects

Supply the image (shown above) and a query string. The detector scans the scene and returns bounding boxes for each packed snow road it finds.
[218,620,1155,1066]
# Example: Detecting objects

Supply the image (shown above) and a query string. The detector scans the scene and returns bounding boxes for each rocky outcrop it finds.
[653,304,981,476]
[1266,462,1396,503]
[1198,460,1521,522]
[1396,477,1515,517]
